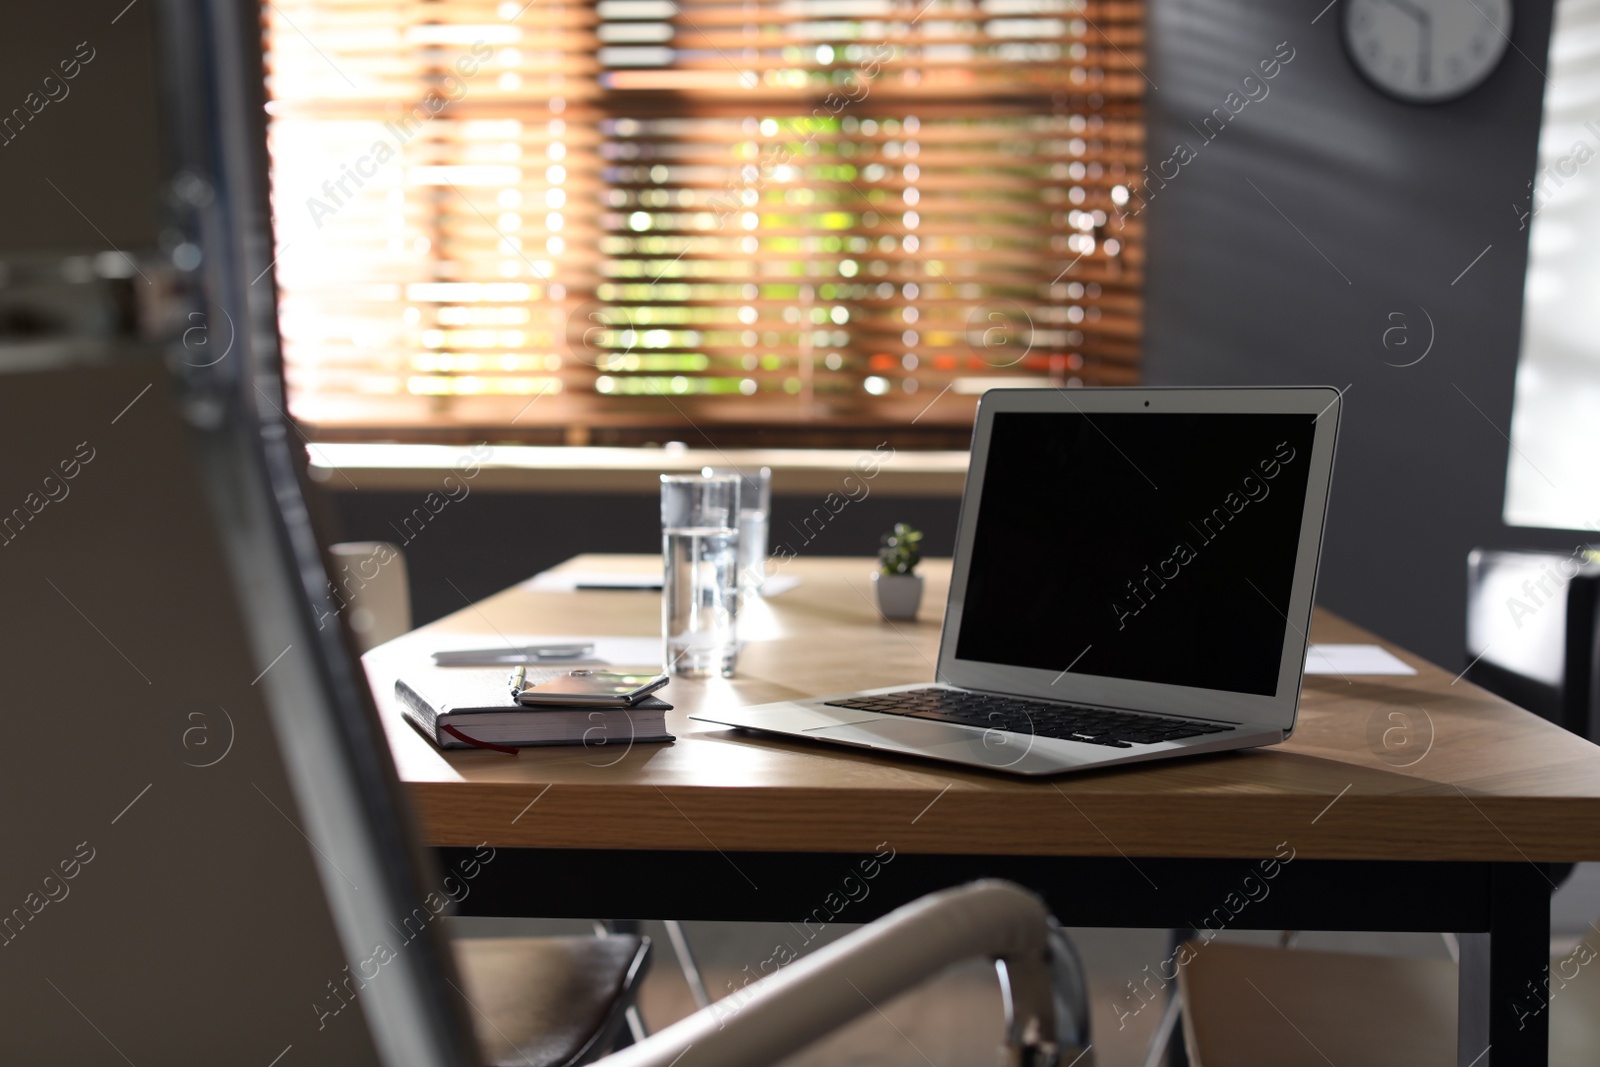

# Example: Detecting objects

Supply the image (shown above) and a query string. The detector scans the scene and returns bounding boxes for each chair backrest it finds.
[328,542,415,653]
[0,1,481,1063]
[1466,547,1600,741]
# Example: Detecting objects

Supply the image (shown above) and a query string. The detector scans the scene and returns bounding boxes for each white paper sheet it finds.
[1304,643,1416,676]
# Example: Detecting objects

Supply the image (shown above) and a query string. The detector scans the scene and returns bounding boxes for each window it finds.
[1504,0,1600,529]
[264,0,1144,445]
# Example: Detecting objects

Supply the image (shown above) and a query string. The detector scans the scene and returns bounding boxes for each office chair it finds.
[21,2,1093,1064]
[454,936,653,1065]
[327,542,414,654]
[1464,548,1600,744]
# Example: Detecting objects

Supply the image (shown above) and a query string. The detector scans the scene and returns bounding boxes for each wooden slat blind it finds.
[263,0,1143,442]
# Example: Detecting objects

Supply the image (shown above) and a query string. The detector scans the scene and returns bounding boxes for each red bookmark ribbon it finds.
[441,724,519,756]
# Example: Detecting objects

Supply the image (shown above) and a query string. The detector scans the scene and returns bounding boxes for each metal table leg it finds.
[1458,863,1552,1067]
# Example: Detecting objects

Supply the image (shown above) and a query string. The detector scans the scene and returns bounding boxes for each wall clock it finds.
[1343,0,1513,103]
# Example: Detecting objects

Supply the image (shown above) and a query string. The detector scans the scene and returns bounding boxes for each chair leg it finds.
[624,1005,648,1044]
[1141,992,1183,1067]
[663,919,712,1011]
[1161,928,1193,1067]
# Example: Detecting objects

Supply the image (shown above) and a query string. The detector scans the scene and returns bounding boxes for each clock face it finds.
[1343,0,1513,103]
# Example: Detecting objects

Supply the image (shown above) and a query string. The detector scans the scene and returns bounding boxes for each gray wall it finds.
[327,490,962,627]
[1143,0,1578,667]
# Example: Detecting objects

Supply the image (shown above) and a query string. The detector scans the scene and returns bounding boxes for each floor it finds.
[451,862,1600,1067]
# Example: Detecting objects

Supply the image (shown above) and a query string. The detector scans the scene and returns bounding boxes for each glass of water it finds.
[702,465,771,591]
[661,473,741,678]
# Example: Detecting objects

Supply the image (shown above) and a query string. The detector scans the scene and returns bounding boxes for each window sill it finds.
[305,442,969,497]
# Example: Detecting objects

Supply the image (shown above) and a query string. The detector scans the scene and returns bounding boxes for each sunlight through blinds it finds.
[263,0,1144,441]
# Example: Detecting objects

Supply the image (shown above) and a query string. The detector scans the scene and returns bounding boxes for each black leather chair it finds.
[452,936,652,1067]
[1464,547,1600,742]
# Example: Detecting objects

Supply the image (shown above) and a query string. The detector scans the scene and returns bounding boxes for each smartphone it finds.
[515,669,670,707]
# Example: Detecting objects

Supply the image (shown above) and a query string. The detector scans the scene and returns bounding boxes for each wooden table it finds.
[368,555,1600,1067]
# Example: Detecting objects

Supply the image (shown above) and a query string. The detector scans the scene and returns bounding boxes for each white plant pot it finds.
[873,572,924,621]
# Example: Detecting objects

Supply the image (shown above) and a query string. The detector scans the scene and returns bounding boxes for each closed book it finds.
[396,669,674,751]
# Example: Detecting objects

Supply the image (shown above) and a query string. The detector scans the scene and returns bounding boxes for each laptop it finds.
[692,386,1342,776]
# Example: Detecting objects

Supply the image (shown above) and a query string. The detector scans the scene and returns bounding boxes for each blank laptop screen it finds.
[955,411,1318,696]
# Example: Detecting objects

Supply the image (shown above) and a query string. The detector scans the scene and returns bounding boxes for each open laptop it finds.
[692,386,1342,776]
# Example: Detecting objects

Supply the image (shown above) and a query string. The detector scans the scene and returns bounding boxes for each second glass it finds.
[661,473,741,678]
[702,465,772,590]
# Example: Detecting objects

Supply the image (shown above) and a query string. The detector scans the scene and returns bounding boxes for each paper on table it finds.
[1304,644,1416,676]
[525,571,661,591]
[426,633,664,668]
[525,570,801,596]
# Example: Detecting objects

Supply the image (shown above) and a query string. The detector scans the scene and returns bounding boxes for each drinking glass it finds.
[702,465,771,590]
[661,473,741,677]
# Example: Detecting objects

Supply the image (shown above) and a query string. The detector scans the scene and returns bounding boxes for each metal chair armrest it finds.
[595,879,1071,1067]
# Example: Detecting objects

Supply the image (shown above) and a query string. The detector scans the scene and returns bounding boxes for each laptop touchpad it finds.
[807,718,983,749]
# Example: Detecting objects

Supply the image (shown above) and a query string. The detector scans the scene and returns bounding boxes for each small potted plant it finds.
[873,522,925,620]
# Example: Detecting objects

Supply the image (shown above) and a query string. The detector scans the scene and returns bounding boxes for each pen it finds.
[508,664,526,697]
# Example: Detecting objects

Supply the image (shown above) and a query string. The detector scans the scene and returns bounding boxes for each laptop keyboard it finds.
[823,688,1236,748]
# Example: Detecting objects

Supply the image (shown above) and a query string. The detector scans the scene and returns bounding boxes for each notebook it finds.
[397,668,675,750]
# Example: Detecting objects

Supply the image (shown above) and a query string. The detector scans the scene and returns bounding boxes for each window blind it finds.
[263,0,1144,442]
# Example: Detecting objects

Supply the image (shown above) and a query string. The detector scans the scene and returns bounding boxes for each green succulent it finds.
[878,522,924,577]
